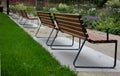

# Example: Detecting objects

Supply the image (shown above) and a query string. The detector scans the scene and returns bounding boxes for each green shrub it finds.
[78,9,87,15]
[9,5,17,10]
[42,7,50,12]
[15,3,26,10]
[109,27,120,35]
[96,0,108,7]
[10,4,37,16]
[87,8,97,16]
[106,0,120,8]
[57,3,73,13]
[26,6,36,14]
[58,3,69,10]
[49,8,59,13]
[94,16,120,35]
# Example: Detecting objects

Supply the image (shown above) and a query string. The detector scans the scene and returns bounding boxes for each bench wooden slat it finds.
[60,26,85,37]
[21,10,29,19]
[58,23,83,31]
[55,13,81,18]
[37,11,50,14]
[38,14,51,18]
[57,19,82,28]
[55,16,80,23]
[38,16,51,20]
[58,23,83,34]
[37,11,55,28]
[37,12,50,17]
[40,18,54,27]
[41,20,54,26]
[41,18,53,23]
[54,13,87,39]
[60,29,86,39]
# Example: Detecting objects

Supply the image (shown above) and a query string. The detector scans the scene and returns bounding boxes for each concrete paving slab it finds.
[34,37,120,72]
[21,23,38,28]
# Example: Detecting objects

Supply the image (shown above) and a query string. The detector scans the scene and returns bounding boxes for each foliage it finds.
[42,3,74,13]
[49,0,73,4]
[106,0,120,8]
[86,8,97,16]
[83,7,120,35]
[58,3,69,10]
[97,0,108,7]
[26,6,37,15]
[9,5,17,10]
[57,3,73,13]
[15,3,27,10]
[94,16,120,35]
[49,7,59,13]
[9,2,120,35]
[88,0,108,7]
[10,4,37,16]
[42,7,50,12]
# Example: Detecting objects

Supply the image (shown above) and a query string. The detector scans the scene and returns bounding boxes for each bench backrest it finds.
[20,10,30,19]
[18,10,23,17]
[54,13,88,39]
[37,11,55,28]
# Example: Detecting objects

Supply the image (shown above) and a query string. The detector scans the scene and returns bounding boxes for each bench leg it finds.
[46,33,75,47]
[34,23,42,38]
[73,38,87,68]
[35,24,56,39]
[73,39,118,69]
[113,41,117,68]
[23,19,28,27]
[49,31,81,50]
[18,17,23,24]
[46,29,58,46]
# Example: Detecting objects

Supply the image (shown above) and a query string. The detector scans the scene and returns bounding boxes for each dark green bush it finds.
[97,0,108,7]
[109,27,120,35]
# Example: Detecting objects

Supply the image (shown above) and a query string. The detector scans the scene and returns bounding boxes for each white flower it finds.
[91,8,96,11]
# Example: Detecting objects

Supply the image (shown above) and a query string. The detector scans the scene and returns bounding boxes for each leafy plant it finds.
[87,8,97,16]
[106,0,120,8]
[42,7,50,12]
[94,16,120,35]
[15,3,26,10]
[97,0,108,7]
[109,27,120,35]
[49,8,58,13]
[57,3,73,13]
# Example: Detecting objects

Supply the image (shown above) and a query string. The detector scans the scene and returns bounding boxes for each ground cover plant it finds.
[0,13,76,76]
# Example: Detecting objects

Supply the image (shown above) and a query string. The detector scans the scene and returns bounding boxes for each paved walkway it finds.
[22,25,120,76]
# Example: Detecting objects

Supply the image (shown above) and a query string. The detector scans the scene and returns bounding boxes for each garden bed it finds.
[0,13,76,76]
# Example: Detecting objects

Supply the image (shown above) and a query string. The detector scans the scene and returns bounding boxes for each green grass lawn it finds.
[0,13,76,76]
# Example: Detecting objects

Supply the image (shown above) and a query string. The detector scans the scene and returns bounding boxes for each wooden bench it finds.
[18,10,39,26]
[35,11,58,45]
[51,13,118,69]
[36,11,77,47]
